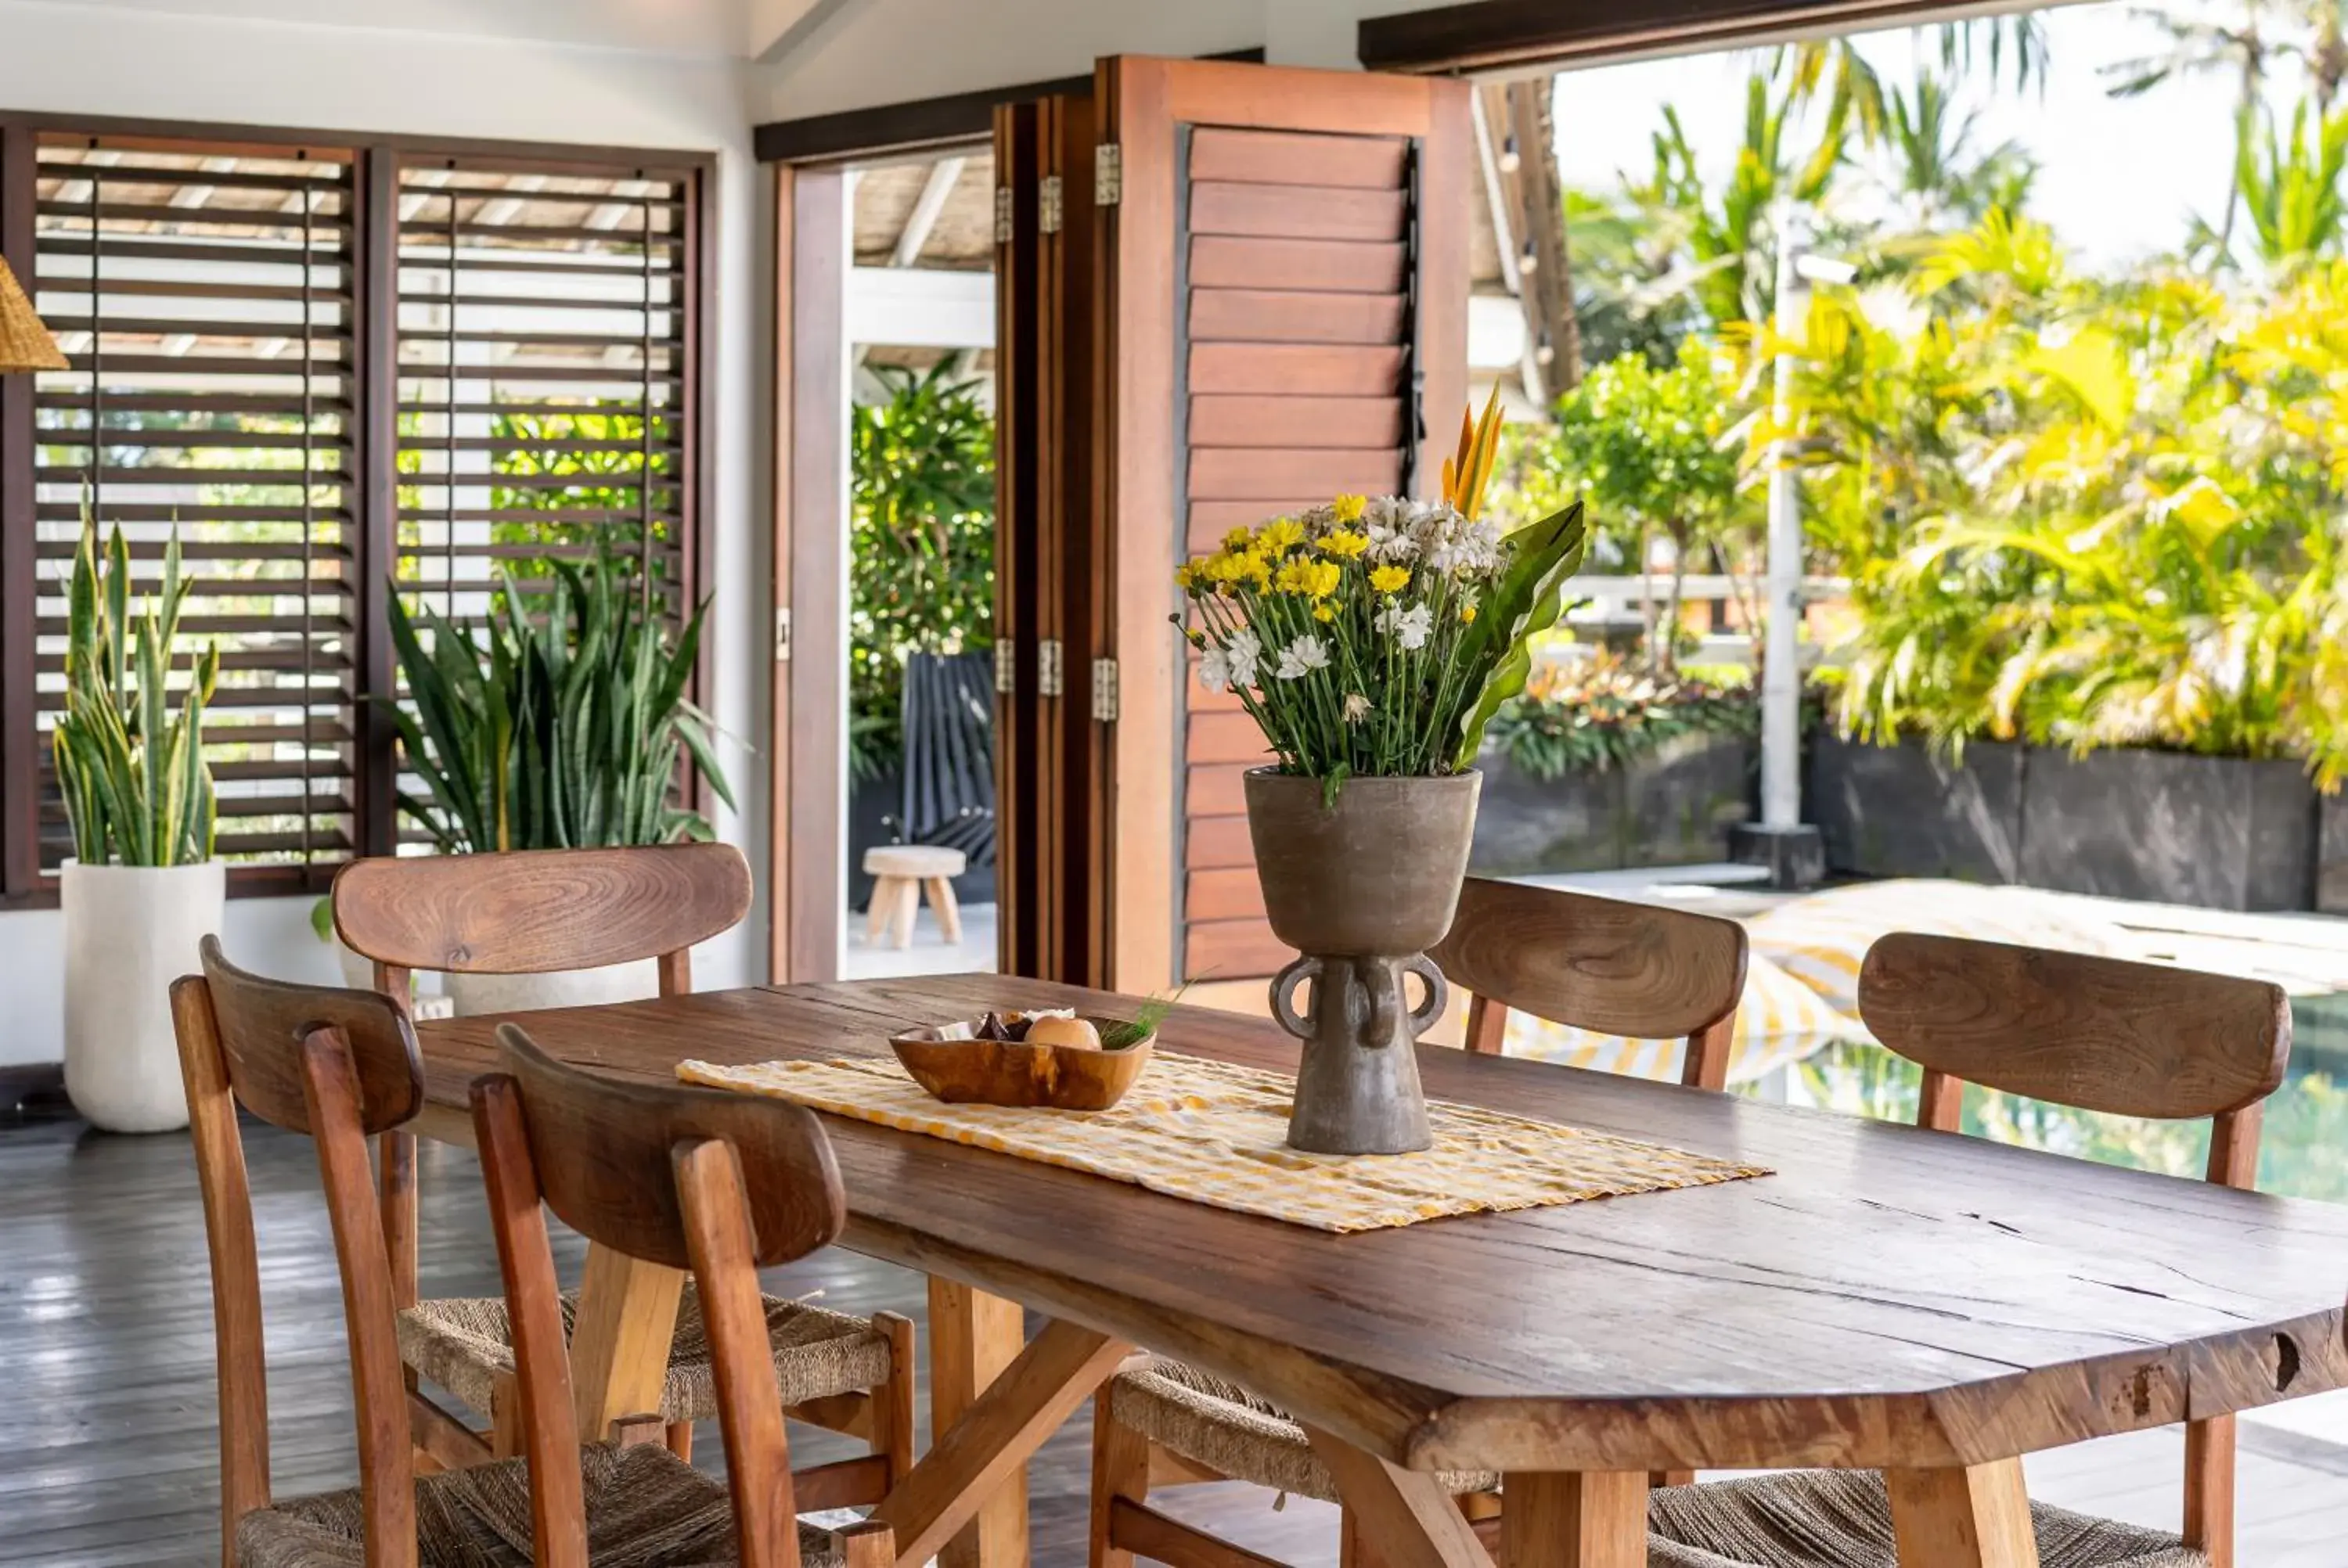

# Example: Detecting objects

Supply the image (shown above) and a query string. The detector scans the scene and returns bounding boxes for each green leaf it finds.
[1451,501,1591,771]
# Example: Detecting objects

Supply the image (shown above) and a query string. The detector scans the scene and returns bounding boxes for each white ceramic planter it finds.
[62,858,225,1134]
[444,958,662,1017]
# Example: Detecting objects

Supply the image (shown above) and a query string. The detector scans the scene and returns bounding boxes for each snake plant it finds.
[52,510,221,867]
[384,550,733,854]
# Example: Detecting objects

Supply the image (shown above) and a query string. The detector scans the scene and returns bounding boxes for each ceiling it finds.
[21,0,801,60]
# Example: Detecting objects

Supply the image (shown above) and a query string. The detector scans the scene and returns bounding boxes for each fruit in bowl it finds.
[888,1008,1157,1109]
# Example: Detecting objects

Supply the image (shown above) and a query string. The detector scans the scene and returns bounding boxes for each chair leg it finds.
[925,876,964,945]
[667,1421,694,1461]
[890,879,918,949]
[866,878,900,944]
[873,1311,918,1486]
[1089,1386,1151,1568]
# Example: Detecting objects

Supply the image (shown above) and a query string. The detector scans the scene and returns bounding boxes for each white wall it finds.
[0,0,767,1064]
[746,0,1457,120]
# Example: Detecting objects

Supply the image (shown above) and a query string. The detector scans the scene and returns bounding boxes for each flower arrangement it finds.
[1176,395,1588,789]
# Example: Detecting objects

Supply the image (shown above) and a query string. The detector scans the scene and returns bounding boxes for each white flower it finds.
[1377,599,1434,651]
[1421,505,1501,575]
[1343,692,1372,724]
[1197,646,1234,693]
[1363,495,1422,563]
[1226,628,1261,688]
[1275,634,1330,680]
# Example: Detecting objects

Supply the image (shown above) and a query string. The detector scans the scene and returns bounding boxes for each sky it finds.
[1550,0,2289,268]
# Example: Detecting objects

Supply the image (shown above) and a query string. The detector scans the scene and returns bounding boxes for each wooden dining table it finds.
[411,973,2348,1568]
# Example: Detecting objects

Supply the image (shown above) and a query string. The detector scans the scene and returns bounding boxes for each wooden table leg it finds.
[874,1316,1131,1568]
[1302,1425,1494,1568]
[1500,1473,1646,1568]
[566,1243,686,1445]
[929,1278,1032,1568]
[1887,1460,2040,1568]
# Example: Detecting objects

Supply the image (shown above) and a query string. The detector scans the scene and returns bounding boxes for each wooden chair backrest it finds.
[1430,876,1748,1090]
[172,937,425,1567]
[1857,930,2292,1568]
[1857,932,2291,1137]
[470,1023,849,1568]
[331,841,752,982]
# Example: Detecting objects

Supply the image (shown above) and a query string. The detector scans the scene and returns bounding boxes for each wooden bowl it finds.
[888,1014,1156,1111]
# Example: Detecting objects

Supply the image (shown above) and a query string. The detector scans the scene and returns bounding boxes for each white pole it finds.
[1760,207,1809,832]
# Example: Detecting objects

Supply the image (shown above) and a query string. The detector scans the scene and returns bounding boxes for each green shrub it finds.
[849,365,995,782]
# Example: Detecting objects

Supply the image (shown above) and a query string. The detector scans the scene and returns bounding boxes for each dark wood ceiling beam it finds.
[754,49,1264,165]
[1359,0,1977,75]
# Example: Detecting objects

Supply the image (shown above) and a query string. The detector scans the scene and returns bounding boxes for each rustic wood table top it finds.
[411,973,2348,1482]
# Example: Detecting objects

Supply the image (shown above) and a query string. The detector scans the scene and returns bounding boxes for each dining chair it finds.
[332,843,916,1487]
[470,1018,896,1568]
[1087,877,1752,1568]
[1435,875,1748,1089]
[1846,930,2291,1568]
[170,936,768,1566]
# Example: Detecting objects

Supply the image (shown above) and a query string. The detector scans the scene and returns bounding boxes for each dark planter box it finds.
[1817,735,2319,912]
[848,766,996,912]
[1811,732,2025,883]
[2322,793,2348,914]
[1469,732,1755,877]
[2019,747,2314,911]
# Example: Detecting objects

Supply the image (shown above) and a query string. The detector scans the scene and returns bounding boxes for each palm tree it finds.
[1777,14,2049,152]
[2103,1,2288,257]
[2235,96,2348,264]
[1882,72,2040,227]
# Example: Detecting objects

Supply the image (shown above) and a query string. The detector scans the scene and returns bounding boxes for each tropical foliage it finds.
[1486,653,1756,780]
[53,507,221,868]
[1178,400,1588,786]
[1508,4,2348,786]
[386,548,731,853]
[849,365,996,781]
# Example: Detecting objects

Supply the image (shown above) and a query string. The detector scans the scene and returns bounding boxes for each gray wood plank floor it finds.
[5,1106,2346,1566]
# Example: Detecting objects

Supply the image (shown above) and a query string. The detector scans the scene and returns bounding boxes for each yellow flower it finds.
[1314,602,1335,622]
[1370,564,1410,595]
[1331,494,1367,523]
[1273,557,1341,598]
[1323,530,1369,559]
[1238,552,1272,588]
[1174,562,1197,590]
[1223,527,1252,551]
[1261,516,1305,554]
[1460,604,1478,624]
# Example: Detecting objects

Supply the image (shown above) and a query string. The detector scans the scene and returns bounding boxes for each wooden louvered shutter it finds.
[391,157,701,659]
[23,134,362,890]
[1093,56,1468,998]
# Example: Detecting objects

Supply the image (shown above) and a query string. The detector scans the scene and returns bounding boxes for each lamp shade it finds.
[0,256,66,374]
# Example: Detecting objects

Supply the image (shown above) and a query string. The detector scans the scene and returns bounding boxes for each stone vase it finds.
[1244,768,1481,1155]
[63,858,225,1133]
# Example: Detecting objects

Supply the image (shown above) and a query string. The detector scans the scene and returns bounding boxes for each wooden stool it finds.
[862,844,967,948]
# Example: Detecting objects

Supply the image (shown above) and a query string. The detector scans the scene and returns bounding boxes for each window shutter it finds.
[30,135,360,886]
[1090,58,1471,994]
[391,160,698,626]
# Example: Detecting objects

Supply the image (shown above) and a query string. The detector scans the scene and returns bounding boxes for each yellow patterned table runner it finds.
[678,1052,1767,1233]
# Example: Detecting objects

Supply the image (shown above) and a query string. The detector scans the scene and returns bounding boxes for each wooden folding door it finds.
[1091,56,1471,1002]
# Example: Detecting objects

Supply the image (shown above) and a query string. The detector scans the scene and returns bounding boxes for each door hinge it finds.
[1091,657,1120,722]
[772,607,791,663]
[994,640,1016,695]
[1037,638,1064,697]
[993,185,1014,243]
[1095,143,1122,207]
[1038,174,1064,234]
